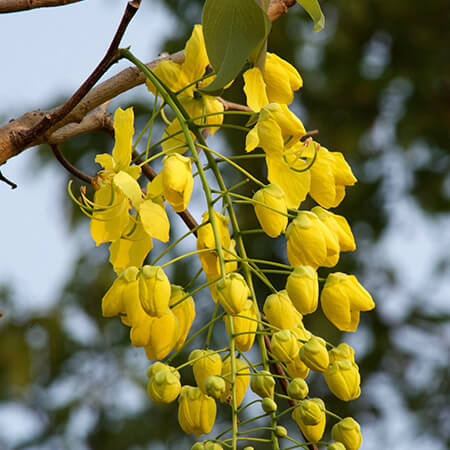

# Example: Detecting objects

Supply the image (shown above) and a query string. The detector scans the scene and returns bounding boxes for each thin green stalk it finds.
[160,248,213,269]
[205,302,219,349]
[228,191,296,218]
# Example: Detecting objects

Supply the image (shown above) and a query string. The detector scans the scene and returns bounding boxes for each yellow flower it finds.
[287,378,309,400]
[250,370,275,399]
[328,443,346,450]
[263,290,302,330]
[138,265,171,317]
[286,211,340,269]
[220,358,250,407]
[144,310,179,360]
[320,273,375,332]
[147,367,181,404]
[197,211,231,275]
[303,141,357,208]
[285,354,310,379]
[161,153,193,212]
[271,329,300,363]
[252,184,288,238]
[329,343,355,363]
[178,386,216,437]
[243,52,303,111]
[204,375,226,399]
[332,417,362,450]
[215,273,249,316]
[169,285,195,350]
[189,349,223,394]
[292,398,326,443]
[286,265,319,315]
[224,300,258,352]
[299,336,330,373]
[324,360,361,401]
[312,206,356,252]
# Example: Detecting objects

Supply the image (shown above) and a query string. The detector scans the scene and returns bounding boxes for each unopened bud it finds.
[287,378,309,400]
[250,371,275,399]
[299,336,329,372]
[261,397,277,413]
[139,265,171,317]
[205,375,226,399]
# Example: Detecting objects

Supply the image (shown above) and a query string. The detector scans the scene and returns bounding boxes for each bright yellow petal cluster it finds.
[170,285,195,350]
[263,290,302,330]
[189,349,223,394]
[286,265,319,315]
[147,363,181,404]
[224,300,258,352]
[220,358,250,407]
[332,417,362,450]
[292,398,326,443]
[271,329,300,363]
[324,360,361,401]
[299,336,329,373]
[320,273,375,332]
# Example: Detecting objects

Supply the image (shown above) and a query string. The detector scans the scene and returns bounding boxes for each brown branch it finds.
[267,0,297,21]
[9,1,141,157]
[0,0,83,13]
[0,169,17,189]
[50,144,93,184]
[217,98,253,113]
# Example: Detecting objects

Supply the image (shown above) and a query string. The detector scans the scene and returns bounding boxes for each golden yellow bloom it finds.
[329,343,355,363]
[204,375,226,399]
[263,290,301,329]
[215,273,249,316]
[252,184,288,238]
[286,265,319,315]
[220,358,250,407]
[332,417,362,450]
[285,354,310,379]
[169,285,195,350]
[197,211,231,275]
[138,265,171,317]
[271,329,300,363]
[320,273,375,332]
[161,153,193,212]
[250,371,275,399]
[178,386,216,437]
[190,349,223,394]
[287,378,309,400]
[299,336,329,372]
[147,361,171,378]
[144,310,179,360]
[312,206,356,252]
[324,360,361,401]
[286,211,340,269]
[224,300,258,352]
[243,53,302,111]
[292,398,326,443]
[147,368,181,404]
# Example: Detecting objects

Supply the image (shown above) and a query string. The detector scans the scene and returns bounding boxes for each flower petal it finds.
[112,107,134,171]
[139,199,170,242]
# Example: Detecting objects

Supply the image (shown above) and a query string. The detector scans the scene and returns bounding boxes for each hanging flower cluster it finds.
[71,21,374,450]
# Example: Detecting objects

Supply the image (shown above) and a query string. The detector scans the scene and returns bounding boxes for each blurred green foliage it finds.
[0,0,449,449]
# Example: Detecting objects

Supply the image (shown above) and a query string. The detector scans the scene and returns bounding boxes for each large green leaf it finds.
[201,0,271,94]
[296,0,325,32]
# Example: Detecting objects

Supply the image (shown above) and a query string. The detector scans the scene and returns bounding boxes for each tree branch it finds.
[0,0,84,13]
[50,143,92,184]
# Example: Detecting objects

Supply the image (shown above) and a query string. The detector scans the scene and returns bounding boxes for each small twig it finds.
[217,98,253,113]
[0,169,17,189]
[50,144,92,184]
[303,129,319,138]
[0,0,84,13]
[11,0,141,152]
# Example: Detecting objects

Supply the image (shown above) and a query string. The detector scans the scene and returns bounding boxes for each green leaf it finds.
[296,0,325,32]
[201,0,271,94]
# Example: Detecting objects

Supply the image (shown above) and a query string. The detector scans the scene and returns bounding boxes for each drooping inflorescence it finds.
[71,18,374,450]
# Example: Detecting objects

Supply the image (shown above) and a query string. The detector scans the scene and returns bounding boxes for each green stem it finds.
[205,302,219,349]
[160,248,214,269]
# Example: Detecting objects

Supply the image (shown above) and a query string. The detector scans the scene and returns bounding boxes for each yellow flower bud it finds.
[292,398,326,442]
[102,266,140,317]
[170,285,195,350]
[205,375,226,399]
[190,349,223,394]
[138,265,171,317]
[191,443,204,450]
[147,361,170,379]
[271,329,300,363]
[263,290,301,329]
[224,300,258,352]
[312,206,356,252]
[286,211,339,269]
[274,425,288,438]
[161,153,193,212]
[329,343,355,363]
[299,336,329,372]
[220,358,250,407]
[204,442,223,450]
[252,184,288,238]
[215,273,249,316]
[287,378,309,400]
[178,386,216,437]
[261,397,277,413]
[328,443,346,450]
[147,368,181,404]
[332,417,362,450]
[320,273,375,332]
[285,354,310,379]
[250,371,275,399]
[144,310,179,360]
[324,360,361,401]
[286,265,319,315]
